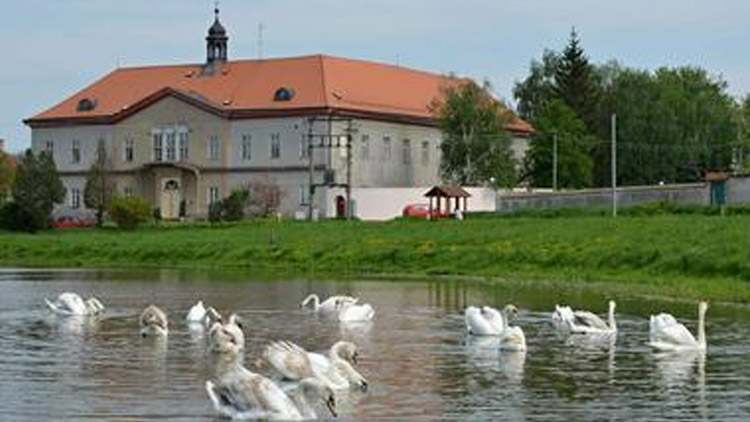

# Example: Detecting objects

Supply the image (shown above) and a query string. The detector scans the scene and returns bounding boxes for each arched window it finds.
[273,87,295,102]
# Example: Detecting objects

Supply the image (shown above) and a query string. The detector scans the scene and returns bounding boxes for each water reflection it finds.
[0,270,748,421]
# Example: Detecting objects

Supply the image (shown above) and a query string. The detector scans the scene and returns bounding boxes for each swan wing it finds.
[551,305,574,330]
[465,307,499,336]
[481,306,506,332]
[51,293,88,315]
[263,341,313,381]
[319,296,359,313]
[649,316,698,348]
[339,303,375,322]
[186,301,206,322]
[499,326,527,352]
[308,352,331,374]
[207,371,302,420]
[572,311,609,330]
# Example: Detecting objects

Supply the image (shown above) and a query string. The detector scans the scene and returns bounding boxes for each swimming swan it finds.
[649,301,708,352]
[206,367,337,421]
[465,305,519,336]
[301,294,358,313]
[209,313,245,355]
[338,302,375,323]
[139,304,168,337]
[45,292,105,316]
[262,340,367,391]
[552,301,617,335]
[186,300,207,323]
[308,341,368,391]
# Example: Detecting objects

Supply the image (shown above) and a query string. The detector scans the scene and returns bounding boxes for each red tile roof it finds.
[25,54,533,134]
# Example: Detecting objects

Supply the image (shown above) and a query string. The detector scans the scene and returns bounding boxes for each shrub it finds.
[222,189,249,221]
[109,196,151,229]
[208,201,223,224]
[0,201,41,233]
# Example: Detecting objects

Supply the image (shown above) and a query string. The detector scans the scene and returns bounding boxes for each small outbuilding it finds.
[424,185,471,218]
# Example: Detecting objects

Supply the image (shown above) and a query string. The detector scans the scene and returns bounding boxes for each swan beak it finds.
[352,352,359,365]
[326,395,337,417]
[360,380,368,392]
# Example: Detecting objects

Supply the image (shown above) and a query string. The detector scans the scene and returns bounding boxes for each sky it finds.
[2,0,750,153]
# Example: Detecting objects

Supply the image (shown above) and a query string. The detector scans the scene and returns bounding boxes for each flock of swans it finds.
[43,290,710,420]
[44,292,375,421]
[467,299,709,352]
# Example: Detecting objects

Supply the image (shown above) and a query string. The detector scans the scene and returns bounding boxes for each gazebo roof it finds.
[423,185,471,198]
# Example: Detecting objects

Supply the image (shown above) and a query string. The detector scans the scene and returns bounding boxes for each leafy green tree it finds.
[524,99,595,188]
[513,50,560,123]
[0,149,15,204]
[11,150,66,231]
[611,66,737,185]
[84,144,115,226]
[432,79,516,187]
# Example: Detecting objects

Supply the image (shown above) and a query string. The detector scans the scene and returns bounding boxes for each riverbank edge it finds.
[1,256,746,305]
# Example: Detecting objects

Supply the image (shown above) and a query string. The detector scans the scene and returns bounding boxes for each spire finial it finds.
[214,1,220,19]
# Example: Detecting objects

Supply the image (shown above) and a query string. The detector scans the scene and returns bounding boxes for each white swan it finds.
[498,323,527,352]
[186,300,206,323]
[308,341,368,391]
[338,302,375,322]
[140,304,168,337]
[262,340,367,391]
[206,366,337,421]
[465,305,519,336]
[649,301,708,351]
[300,294,358,314]
[209,313,245,355]
[45,292,105,316]
[552,301,617,335]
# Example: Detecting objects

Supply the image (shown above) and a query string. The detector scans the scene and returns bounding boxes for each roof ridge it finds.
[318,54,331,110]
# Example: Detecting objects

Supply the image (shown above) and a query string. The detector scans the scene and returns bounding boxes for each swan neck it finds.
[608,304,616,331]
[697,305,707,348]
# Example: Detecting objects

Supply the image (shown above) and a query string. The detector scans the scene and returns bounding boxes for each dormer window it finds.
[273,87,295,102]
[77,98,97,112]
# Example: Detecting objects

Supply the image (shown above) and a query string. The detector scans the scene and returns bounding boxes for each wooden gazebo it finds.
[424,185,471,218]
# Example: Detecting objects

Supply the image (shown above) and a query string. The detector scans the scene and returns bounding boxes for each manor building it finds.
[25,9,532,219]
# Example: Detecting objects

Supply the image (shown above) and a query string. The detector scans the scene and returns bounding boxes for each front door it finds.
[160,179,181,219]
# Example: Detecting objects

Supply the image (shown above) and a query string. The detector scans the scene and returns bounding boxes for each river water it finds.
[0,268,749,421]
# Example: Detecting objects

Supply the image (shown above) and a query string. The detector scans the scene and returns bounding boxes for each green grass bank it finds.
[2,215,750,302]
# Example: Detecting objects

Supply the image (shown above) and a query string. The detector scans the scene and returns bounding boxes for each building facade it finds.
[25,10,532,219]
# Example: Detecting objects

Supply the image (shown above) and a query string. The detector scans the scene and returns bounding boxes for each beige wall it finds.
[30,95,528,219]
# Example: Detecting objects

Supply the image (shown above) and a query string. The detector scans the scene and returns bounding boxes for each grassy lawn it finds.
[2,215,750,302]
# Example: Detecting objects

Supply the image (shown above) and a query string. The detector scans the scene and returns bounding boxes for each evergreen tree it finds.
[11,150,66,231]
[432,80,516,187]
[554,28,600,132]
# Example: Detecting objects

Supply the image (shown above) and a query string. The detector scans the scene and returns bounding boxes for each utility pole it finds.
[552,132,558,191]
[611,113,617,218]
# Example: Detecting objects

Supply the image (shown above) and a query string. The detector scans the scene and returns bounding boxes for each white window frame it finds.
[71,139,80,164]
[178,130,189,160]
[208,135,220,161]
[421,141,430,166]
[402,139,411,165]
[299,135,309,159]
[165,130,176,162]
[207,186,220,205]
[71,188,81,209]
[45,140,54,157]
[299,184,310,205]
[270,133,281,160]
[153,132,163,162]
[242,134,252,161]
[124,137,134,163]
[382,136,391,161]
[361,135,370,161]
[124,186,134,197]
